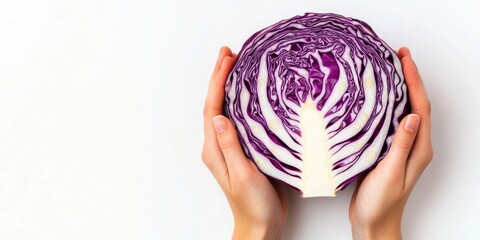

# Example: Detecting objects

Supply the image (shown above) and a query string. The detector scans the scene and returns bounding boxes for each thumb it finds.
[212,115,251,172]
[382,114,420,175]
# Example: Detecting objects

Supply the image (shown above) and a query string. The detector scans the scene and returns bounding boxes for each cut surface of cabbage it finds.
[225,13,408,197]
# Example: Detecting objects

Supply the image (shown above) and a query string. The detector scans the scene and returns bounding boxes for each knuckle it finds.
[201,148,212,167]
[203,103,222,118]
[218,136,235,151]
[232,172,255,193]
[202,103,209,117]
[282,209,289,221]
[238,167,255,182]
[397,138,414,150]
[425,146,434,162]
[383,169,402,184]
[425,100,432,114]
[202,104,211,117]
[415,145,434,168]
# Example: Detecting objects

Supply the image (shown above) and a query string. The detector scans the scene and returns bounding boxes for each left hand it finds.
[202,47,288,240]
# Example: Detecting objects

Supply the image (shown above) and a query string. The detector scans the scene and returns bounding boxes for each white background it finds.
[1,0,479,239]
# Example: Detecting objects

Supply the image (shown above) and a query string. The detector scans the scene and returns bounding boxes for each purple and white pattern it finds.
[225,13,408,197]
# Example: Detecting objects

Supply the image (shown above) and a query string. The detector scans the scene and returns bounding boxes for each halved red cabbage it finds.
[225,13,408,197]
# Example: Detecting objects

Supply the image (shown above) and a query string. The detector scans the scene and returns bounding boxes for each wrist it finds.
[233,219,284,240]
[351,220,402,240]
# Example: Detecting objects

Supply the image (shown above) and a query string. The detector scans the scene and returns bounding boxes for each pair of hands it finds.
[202,47,433,240]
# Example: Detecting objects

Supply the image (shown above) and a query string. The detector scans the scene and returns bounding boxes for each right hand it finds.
[349,47,434,240]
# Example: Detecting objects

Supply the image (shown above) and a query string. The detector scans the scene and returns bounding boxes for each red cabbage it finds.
[225,13,408,197]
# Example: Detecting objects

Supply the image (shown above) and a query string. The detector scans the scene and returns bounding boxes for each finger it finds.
[203,55,235,146]
[203,56,236,158]
[354,172,367,192]
[397,47,411,60]
[404,138,434,190]
[271,179,288,219]
[201,145,230,190]
[398,48,431,150]
[212,115,252,177]
[350,172,367,204]
[404,146,433,191]
[401,57,431,116]
[380,114,420,184]
[210,46,232,80]
[201,48,234,188]
[204,56,235,118]
[398,49,433,188]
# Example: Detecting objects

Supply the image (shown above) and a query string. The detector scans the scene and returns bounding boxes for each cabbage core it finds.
[225,13,408,197]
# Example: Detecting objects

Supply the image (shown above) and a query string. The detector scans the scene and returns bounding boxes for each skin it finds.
[202,47,287,239]
[349,47,433,240]
[202,46,433,240]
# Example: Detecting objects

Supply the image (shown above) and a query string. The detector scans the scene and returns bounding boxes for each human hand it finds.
[202,47,288,240]
[349,47,434,240]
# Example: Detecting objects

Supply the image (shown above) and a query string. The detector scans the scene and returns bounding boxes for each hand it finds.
[349,47,434,240]
[202,47,288,240]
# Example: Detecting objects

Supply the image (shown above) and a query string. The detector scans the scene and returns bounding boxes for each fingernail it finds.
[405,47,411,56]
[404,114,420,133]
[213,116,227,133]
[404,47,419,70]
